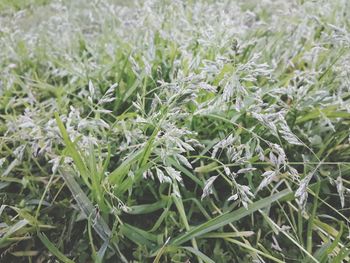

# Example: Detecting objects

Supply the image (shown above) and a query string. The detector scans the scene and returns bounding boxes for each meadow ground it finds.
[0,0,350,262]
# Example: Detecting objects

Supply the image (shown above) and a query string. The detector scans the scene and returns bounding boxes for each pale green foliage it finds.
[1,0,350,262]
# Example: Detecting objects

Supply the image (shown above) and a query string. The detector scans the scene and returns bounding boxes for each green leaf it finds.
[59,169,111,242]
[120,223,158,249]
[312,223,344,262]
[38,232,75,263]
[181,246,215,263]
[0,219,28,246]
[171,188,293,245]
[296,106,350,124]
[126,199,168,215]
[108,148,143,185]
[54,112,91,188]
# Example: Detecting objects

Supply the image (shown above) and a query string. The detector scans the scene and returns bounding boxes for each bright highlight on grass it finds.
[1,0,350,262]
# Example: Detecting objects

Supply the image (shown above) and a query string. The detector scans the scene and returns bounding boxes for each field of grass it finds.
[1,0,350,262]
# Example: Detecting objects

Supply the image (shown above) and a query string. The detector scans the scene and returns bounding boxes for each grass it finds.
[1,0,350,262]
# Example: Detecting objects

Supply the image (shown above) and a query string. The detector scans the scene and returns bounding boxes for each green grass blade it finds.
[120,223,158,250]
[59,169,111,241]
[54,112,91,188]
[306,180,321,253]
[312,223,344,262]
[223,238,284,263]
[108,148,143,185]
[126,199,167,215]
[171,188,293,245]
[181,246,215,263]
[0,219,28,246]
[37,232,75,263]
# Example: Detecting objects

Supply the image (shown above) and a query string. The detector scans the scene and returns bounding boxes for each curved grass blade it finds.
[59,168,111,241]
[37,232,75,263]
[312,223,344,262]
[54,112,90,188]
[181,246,215,263]
[218,237,284,263]
[120,223,158,250]
[171,188,293,246]
[126,199,167,215]
[59,169,129,262]
[0,219,28,246]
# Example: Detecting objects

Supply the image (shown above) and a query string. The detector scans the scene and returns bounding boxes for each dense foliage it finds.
[1,0,350,262]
